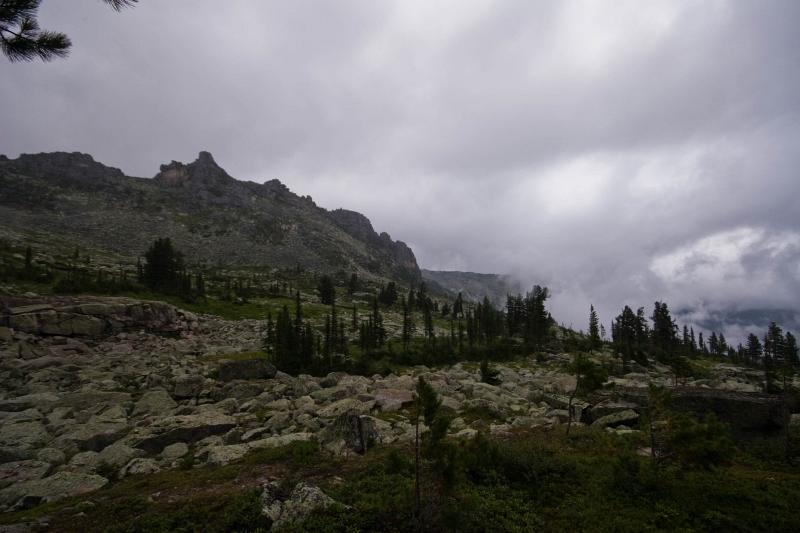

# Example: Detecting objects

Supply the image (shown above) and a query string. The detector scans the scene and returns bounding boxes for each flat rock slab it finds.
[0,471,107,511]
[0,461,51,489]
[135,412,237,454]
[8,305,53,315]
[374,389,414,412]
[205,432,314,466]
[591,409,640,429]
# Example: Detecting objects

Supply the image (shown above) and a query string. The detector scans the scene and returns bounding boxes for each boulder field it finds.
[0,296,793,512]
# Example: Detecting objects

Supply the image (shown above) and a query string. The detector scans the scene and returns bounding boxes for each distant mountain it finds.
[421,269,521,307]
[0,151,420,282]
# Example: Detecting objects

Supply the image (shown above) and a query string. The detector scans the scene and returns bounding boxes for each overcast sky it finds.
[1,0,799,336]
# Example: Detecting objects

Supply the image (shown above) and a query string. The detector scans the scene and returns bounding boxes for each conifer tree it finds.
[746,333,762,366]
[347,272,358,295]
[402,297,414,352]
[453,291,463,317]
[785,332,799,365]
[317,275,335,305]
[23,245,32,274]
[589,304,600,353]
[143,238,184,293]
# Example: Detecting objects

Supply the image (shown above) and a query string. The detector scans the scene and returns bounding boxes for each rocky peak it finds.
[329,209,376,243]
[0,152,124,185]
[153,151,235,192]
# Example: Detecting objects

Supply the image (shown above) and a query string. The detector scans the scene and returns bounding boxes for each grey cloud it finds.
[1,0,798,338]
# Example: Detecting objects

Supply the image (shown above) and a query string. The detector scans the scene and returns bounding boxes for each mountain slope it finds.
[421,269,521,306]
[0,151,420,282]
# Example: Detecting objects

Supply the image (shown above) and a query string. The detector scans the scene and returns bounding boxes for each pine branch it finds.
[0,0,41,26]
[102,0,137,11]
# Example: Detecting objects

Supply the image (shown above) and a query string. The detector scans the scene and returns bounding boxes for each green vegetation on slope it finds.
[2,429,798,532]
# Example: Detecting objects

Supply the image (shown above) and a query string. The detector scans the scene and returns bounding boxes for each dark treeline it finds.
[263,279,562,375]
[610,300,799,388]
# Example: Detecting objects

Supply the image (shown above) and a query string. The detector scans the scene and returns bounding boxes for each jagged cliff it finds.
[0,151,420,282]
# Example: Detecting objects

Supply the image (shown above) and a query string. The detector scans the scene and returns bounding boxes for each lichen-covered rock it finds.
[56,418,129,452]
[0,461,51,490]
[0,421,50,461]
[134,411,237,454]
[320,410,378,455]
[0,471,107,511]
[172,375,205,399]
[132,390,177,417]
[260,481,341,529]
[591,409,640,429]
[374,389,414,412]
[160,442,189,461]
[119,458,160,477]
[317,398,374,419]
[203,433,314,466]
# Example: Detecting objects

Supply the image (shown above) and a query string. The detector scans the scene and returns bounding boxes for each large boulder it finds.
[132,390,177,417]
[0,393,59,413]
[317,398,374,419]
[119,458,160,477]
[320,410,378,455]
[218,358,276,382]
[172,375,205,399]
[591,409,640,429]
[134,411,237,454]
[374,389,414,412]
[0,460,51,490]
[203,433,314,466]
[0,421,50,461]
[587,399,640,423]
[57,419,129,453]
[56,391,131,412]
[261,481,341,530]
[0,471,107,511]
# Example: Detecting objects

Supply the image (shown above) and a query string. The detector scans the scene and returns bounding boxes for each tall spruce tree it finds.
[589,304,600,353]
[143,238,184,293]
[317,275,335,305]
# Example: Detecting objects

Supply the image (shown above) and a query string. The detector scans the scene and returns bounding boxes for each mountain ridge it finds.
[0,151,420,282]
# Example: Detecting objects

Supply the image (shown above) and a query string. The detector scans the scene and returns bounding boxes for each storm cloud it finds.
[1,0,799,337]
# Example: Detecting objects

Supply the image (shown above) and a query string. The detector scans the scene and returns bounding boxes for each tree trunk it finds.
[566,385,577,436]
[414,406,422,530]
